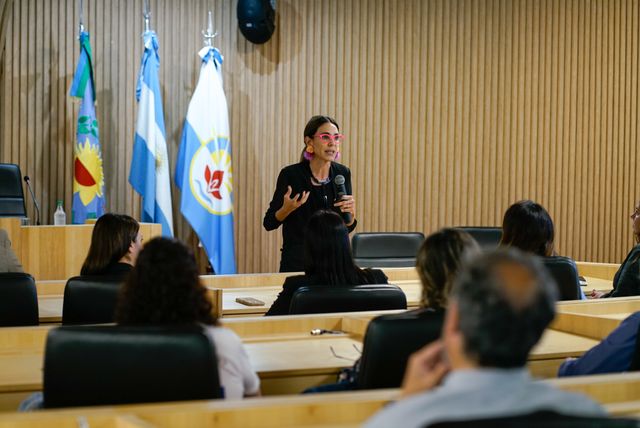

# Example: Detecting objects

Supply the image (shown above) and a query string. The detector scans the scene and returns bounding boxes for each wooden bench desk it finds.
[0,309,606,411]
[34,280,424,322]
[0,372,639,426]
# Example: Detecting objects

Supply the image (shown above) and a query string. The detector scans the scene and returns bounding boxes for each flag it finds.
[70,31,105,224]
[175,46,236,274]
[129,31,173,236]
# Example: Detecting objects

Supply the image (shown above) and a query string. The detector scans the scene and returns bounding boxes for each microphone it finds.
[334,175,352,225]
[23,176,41,225]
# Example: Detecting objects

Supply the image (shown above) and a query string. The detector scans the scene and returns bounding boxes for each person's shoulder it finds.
[0,228,9,242]
[281,162,307,175]
[206,326,243,350]
[283,274,309,287]
[332,162,351,175]
[364,268,388,284]
[364,393,432,428]
[531,381,606,415]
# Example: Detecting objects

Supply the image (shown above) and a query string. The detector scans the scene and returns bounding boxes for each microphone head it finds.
[334,175,345,186]
[23,176,30,182]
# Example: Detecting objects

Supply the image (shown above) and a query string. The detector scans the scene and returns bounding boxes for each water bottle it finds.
[53,200,66,226]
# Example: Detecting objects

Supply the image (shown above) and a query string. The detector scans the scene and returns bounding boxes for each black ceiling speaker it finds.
[237,0,276,44]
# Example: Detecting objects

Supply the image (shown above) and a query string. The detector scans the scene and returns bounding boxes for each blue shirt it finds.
[558,311,640,376]
[365,368,605,428]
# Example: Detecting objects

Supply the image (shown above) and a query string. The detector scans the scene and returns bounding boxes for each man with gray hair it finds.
[365,249,605,428]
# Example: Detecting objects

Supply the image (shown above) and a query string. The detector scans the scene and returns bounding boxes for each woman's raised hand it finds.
[275,186,310,222]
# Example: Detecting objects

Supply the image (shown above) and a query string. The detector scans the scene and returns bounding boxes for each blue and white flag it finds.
[70,31,105,224]
[129,31,173,236]
[175,46,236,274]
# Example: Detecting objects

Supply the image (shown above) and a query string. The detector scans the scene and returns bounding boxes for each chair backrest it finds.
[357,308,445,389]
[428,410,639,427]
[541,256,582,301]
[43,324,222,408]
[289,284,407,315]
[0,163,26,217]
[352,232,425,268]
[62,276,124,325]
[0,272,38,326]
[456,226,502,248]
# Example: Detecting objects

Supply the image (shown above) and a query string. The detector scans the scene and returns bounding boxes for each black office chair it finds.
[352,232,425,268]
[428,410,640,427]
[62,276,124,325]
[456,226,502,248]
[0,272,39,326]
[0,163,26,217]
[542,256,582,301]
[357,307,445,389]
[43,324,222,408]
[289,284,407,315]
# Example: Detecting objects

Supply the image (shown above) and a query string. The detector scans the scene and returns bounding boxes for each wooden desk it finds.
[0,218,162,281]
[33,280,424,322]
[0,372,639,427]
[554,297,640,340]
[0,310,605,411]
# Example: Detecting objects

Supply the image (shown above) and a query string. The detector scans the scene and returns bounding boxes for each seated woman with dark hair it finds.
[499,200,586,300]
[116,237,260,399]
[305,228,480,392]
[265,210,388,316]
[499,200,555,257]
[80,213,142,277]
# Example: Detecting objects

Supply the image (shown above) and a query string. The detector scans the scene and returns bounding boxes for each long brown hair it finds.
[80,213,140,275]
[416,228,480,308]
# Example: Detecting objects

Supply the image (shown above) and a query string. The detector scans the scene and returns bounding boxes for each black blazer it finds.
[608,245,640,298]
[263,161,357,272]
[265,268,388,316]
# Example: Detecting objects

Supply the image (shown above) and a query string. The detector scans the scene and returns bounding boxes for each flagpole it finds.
[143,0,151,32]
[78,0,84,36]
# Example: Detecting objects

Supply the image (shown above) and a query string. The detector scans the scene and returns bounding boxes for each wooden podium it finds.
[0,218,162,280]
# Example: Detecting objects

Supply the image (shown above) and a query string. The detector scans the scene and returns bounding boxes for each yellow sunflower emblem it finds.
[73,138,105,206]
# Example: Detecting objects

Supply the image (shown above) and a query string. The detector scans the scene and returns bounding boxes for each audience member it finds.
[80,213,141,277]
[558,311,640,376]
[116,237,260,399]
[594,201,640,298]
[265,210,388,316]
[0,228,23,272]
[500,200,555,256]
[500,200,585,300]
[308,228,480,392]
[365,249,605,428]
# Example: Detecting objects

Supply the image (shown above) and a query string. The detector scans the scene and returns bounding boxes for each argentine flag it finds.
[129,31,173,236]
[175,46,236,274]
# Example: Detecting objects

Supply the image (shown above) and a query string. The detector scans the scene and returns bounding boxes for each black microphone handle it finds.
[24,177,41,225]
[336,190,353,225]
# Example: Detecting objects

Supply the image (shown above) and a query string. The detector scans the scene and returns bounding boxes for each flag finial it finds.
[202,10,218,47]
[143,0,151,32]
[78,0,84,36]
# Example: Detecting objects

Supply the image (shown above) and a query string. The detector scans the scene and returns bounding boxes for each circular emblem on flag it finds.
[73,138,104,206]
[189,137,233,215]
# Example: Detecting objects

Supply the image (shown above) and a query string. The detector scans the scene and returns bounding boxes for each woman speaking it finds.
[263,115,357,272]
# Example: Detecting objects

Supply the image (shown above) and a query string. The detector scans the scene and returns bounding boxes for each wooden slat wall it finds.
[0,0,638,273]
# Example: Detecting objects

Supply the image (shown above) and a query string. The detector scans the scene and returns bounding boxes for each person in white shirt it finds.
[365,249,605,428]
[116,237,260,399]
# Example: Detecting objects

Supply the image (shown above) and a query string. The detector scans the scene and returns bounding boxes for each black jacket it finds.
[263,161,357,272]
[608,245,640,298]
[265,268,388,316]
